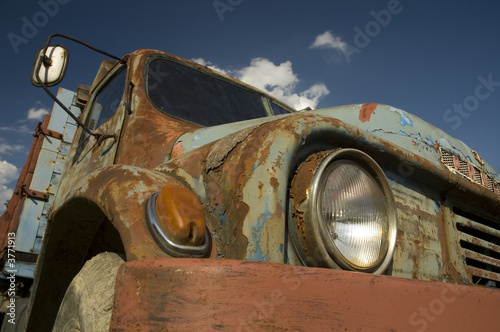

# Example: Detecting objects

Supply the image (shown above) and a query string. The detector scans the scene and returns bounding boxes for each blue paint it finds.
[426,138,435,146]
[410,133,423,141]
[355,136,368,145]
[247,203,273,262]
[220,212,227,227]
[279,244,284,253]
[390,107,413,127]
[251,160,259,173]
[434,201,441,214]
[193,134,200,141]
[397,130,408,136]
[399,114,413,127]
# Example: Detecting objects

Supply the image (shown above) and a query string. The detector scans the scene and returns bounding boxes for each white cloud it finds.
[0,160,19,186]
[191,58,230,76]
[0,125,33,134]
[0,186,13,213]
[0,160,19,214]
[310,31,347,52]
[0,142,24,155]
[236,58,298,91]
[192,57,329,110]
[27,107,49,121]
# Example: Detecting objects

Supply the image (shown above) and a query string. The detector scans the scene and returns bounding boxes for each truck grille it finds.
[454,208,500,288]
[440,149,500,195]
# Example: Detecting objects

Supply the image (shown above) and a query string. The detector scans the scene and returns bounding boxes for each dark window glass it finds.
[87,68,126,131]
[271,102,293,115]
[147,59,268,126]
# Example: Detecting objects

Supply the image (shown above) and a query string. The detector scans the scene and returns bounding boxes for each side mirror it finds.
[31,45,69,87]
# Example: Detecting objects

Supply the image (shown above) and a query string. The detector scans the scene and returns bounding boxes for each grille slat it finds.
[459,233,500,256]
[457,218,500,241]
[468,267,500,283]
[454,208,500,288]
[464,249,500,269]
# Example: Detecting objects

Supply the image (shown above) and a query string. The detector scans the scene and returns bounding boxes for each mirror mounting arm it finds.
[36,74,96,137]
[32,33,127,138]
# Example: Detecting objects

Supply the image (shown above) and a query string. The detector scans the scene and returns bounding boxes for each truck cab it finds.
[1,34,500,331]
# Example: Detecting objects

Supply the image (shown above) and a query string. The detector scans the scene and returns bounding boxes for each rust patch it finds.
[111,258,500,331]
[289,150,336,259]
[270,177,279,188]
[359,103,378,122]
[204,126,257,172]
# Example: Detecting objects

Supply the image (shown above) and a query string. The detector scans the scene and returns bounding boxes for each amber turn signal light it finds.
[155,185,206,246]
[146,185,210,257]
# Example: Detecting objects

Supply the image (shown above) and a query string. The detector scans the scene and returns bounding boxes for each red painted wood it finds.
[111,258,500,331]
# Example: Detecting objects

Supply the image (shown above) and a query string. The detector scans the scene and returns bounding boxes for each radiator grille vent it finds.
[454,208,500,288]
[440,149,500,195]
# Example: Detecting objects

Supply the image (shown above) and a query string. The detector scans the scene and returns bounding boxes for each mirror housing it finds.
[31,45,69,87]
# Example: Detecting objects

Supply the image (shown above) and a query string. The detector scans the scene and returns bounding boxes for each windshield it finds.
[146,58,290,126]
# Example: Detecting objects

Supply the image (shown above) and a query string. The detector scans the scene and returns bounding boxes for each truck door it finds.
[72,65,127,170]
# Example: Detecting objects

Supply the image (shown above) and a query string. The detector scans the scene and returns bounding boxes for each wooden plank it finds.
[111,259,500,331]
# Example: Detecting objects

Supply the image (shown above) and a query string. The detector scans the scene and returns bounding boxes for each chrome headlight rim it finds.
[289,148,397,274]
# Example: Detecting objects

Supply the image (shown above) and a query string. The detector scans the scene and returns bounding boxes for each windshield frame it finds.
[144,55,295,127]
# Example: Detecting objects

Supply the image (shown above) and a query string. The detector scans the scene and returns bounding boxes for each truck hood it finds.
[172,103,499,185]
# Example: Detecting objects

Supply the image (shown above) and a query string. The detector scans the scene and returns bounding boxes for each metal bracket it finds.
[35,121,63,140]
[19,184,49,201]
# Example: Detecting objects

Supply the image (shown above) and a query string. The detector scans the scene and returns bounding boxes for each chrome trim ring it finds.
[146,193,211,258]
[289,148,397,274]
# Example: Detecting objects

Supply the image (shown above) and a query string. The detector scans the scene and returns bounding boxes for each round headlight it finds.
[289,149,397,274]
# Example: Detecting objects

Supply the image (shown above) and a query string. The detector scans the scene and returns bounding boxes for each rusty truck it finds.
[1,33,500,331]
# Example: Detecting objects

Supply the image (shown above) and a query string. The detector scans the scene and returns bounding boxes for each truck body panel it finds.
[1,40,499,330]
[0,88,80,280]
[110,258,500,331]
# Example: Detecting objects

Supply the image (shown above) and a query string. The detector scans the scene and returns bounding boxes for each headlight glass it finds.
[288,148,397,274]
[319,161,389,269]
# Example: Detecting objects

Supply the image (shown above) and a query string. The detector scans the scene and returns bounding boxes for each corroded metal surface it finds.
[27,165,183,331]
[0,116,52,251]
[23,48,500,331]
[110,258,500,331]
[158,110,500,272]
[314,103,500,182]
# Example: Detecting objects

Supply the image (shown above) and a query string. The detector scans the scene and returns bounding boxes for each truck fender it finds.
[26,165,178,331]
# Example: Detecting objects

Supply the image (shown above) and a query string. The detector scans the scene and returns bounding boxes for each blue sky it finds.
[1,0,499,212]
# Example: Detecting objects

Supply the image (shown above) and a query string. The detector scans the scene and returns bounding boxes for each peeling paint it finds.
[390,106,413,127]
[359,103,378,122]
[24,47,500,332]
